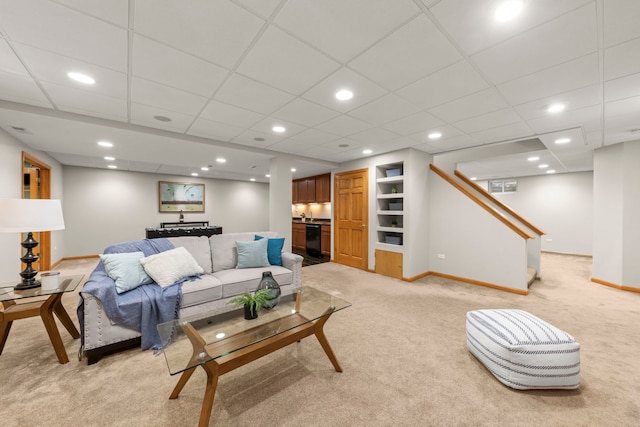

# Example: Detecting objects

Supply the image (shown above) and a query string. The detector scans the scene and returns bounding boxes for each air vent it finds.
[10,126,31,134]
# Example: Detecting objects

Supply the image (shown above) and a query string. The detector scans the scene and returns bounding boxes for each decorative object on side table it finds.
[227,288,274,320]
[0,198,65,290]
[256,271,281,307]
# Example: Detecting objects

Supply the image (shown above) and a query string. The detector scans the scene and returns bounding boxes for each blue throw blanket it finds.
[78,238,185,350]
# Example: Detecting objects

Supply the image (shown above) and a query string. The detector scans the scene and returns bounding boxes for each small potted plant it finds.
[300,212,306,222]
[227,289,274,320]
[391,220,398,228]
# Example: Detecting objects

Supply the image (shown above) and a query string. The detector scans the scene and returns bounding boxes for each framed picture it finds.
[159,181,205,212]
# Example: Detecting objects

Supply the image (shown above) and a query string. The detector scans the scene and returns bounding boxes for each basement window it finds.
[489,179,517,193]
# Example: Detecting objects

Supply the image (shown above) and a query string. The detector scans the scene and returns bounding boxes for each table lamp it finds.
[0,198,65,290]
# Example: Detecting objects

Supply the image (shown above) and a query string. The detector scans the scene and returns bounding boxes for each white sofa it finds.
[79,232,303,364]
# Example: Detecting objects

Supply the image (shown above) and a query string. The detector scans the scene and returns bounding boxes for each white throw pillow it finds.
[140,246,204,287]
[100,251,153,294]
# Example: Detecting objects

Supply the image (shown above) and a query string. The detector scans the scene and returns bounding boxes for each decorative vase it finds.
[256,271,281,308]
[244,304,258,320]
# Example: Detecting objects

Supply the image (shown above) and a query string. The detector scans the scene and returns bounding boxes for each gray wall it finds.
[0,129,65,282]
[63,166,269,256]
[479,171,593,256]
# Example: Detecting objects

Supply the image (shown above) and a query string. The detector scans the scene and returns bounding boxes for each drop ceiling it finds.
[0,0,638,182]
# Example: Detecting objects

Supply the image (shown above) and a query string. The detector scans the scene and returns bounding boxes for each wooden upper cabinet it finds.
[316,173,331,203]
[292,180,299,204]
[305,178,316,203]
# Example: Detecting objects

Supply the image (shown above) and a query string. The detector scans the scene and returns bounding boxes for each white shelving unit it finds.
[376,162,404,248]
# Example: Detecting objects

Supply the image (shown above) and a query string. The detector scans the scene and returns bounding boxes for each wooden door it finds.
[22,152,52,271]
[334,169,368,270]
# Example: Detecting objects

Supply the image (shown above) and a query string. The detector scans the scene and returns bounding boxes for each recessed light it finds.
[265,174,271,178]
[104,156,115,161]
[555,137,571,144]
[67,72,95,85]
[538,164,549,169]
[362,149,372,155]
[547,103,565,113]
[250,178,256,182]
[338,143,349,148]
[335,89,353,101]
[470,177,477,181]
[546,170,556,174]
[107,165,117,169]
[254,137,266,142]
[97,141,113,148]
[191,173,198,177]
[528,156,540,161]
[428,132,442,140]
[494,0,524,22]
[291,168,297,172]
[154,115,172,122]
[272,125,286,133]
[201,167,209,171]
[216,158,226,163]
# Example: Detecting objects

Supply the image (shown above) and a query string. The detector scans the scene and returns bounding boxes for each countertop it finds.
[292,218,331,225]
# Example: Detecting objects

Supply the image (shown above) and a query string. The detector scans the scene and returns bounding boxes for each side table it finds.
[0,274,84,364]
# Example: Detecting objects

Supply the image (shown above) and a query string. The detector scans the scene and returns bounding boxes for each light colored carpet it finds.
[1,253,639,426]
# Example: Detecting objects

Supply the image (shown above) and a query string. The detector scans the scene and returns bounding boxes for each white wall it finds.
[478,171,593,256]
[62,166,269,256]
[0,129,64,282]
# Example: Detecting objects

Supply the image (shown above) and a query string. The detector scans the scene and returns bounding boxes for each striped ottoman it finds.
[466,309,580,390]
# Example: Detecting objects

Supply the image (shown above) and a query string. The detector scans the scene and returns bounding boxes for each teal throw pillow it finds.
[255,235,285,266]
[100,251,153,294]
[236,238,270,269]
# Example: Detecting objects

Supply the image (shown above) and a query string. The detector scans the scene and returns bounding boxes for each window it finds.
[489,179,517,193]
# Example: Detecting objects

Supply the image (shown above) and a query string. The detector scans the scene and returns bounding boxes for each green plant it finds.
[227,288,274,315]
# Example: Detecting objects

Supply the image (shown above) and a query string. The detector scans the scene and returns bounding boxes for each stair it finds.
[527,267,537,287]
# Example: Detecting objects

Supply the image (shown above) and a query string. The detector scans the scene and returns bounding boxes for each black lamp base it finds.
[15,279,41,290]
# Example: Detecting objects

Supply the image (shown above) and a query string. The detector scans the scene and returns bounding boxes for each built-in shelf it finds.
[377,192,404,199]
[376,162,404,248]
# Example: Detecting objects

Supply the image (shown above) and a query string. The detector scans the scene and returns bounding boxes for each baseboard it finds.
[426,271,529,295]
[403,271,430,282]
[591,277,640,294]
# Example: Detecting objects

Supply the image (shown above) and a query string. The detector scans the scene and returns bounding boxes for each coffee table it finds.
[157,286,351,427]
[0,274,84,364]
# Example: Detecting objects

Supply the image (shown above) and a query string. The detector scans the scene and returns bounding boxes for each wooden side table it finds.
[0,274,83,364]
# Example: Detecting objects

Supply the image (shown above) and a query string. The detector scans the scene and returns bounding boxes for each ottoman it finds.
[466,309,580,390]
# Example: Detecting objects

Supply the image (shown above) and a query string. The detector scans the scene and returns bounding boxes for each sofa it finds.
[78,232,303,364]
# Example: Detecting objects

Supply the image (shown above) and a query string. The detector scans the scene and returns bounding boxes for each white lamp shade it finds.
[0,199,65,232]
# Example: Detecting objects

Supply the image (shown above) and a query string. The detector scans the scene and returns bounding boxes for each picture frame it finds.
[159,181,205,212]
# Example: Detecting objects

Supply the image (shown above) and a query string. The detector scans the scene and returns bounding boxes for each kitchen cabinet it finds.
[315,173,331,203]
[321,224,331,257]
[292,173,331,204]
[292,223,306,251]
[292,181,298,204]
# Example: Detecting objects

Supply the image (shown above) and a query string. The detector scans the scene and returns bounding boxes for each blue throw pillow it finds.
[236,238,270,269]
[255,235,285,266]
[100,251,154,294]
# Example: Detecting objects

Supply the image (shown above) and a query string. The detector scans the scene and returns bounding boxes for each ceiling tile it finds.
[603,0,640,47]
[348,127,400,144]
[234,0,282,19]
[515,84,601,121]
[382,111,443,136]
[230,129,276,149]
[408,124,464,144]
[40,81,127,121]
[0,0,127,71]
[133,35,229,97]
[131,77,208,116]
[54,0,129,27]
[302,67,387,113]
[454,109,523,134]
[0,72,52,107]
[526,105,602,134]
[498,53,600,106]
[604,95,640,119]
[604,72,640,102]
[604,37,640,81]
[467,121,534,144]
[424,134,477,152]
[250,117,306,139]
[0,39,30,76]
[471,4,597,84]
[187,117,245,142]
[349,14,462,90]
[130,102,195,133]
[429,0,593,55]
[429,88,508,123]
[315,114,372,137]
[198,99,265,128]
[347,94,420,125]
[397,60,489,109]
[214,73,295,115]
[272,98,340,127]
[237,26,340,95]
[134,0,264,68]
[278,128,340,146]
[275,0,420,63]
[13,42,127,99]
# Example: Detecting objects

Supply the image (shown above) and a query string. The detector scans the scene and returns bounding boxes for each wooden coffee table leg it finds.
[40,294,69,364]
[198,361,220,427]
[52,297,80,339]
[313,308,343,372]
[0,319,13,355]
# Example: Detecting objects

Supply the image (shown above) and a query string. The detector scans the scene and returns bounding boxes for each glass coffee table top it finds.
[0,274,84,302]
[158,286,351,375]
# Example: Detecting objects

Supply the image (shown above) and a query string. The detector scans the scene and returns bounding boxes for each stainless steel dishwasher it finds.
[305,223,322,257]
